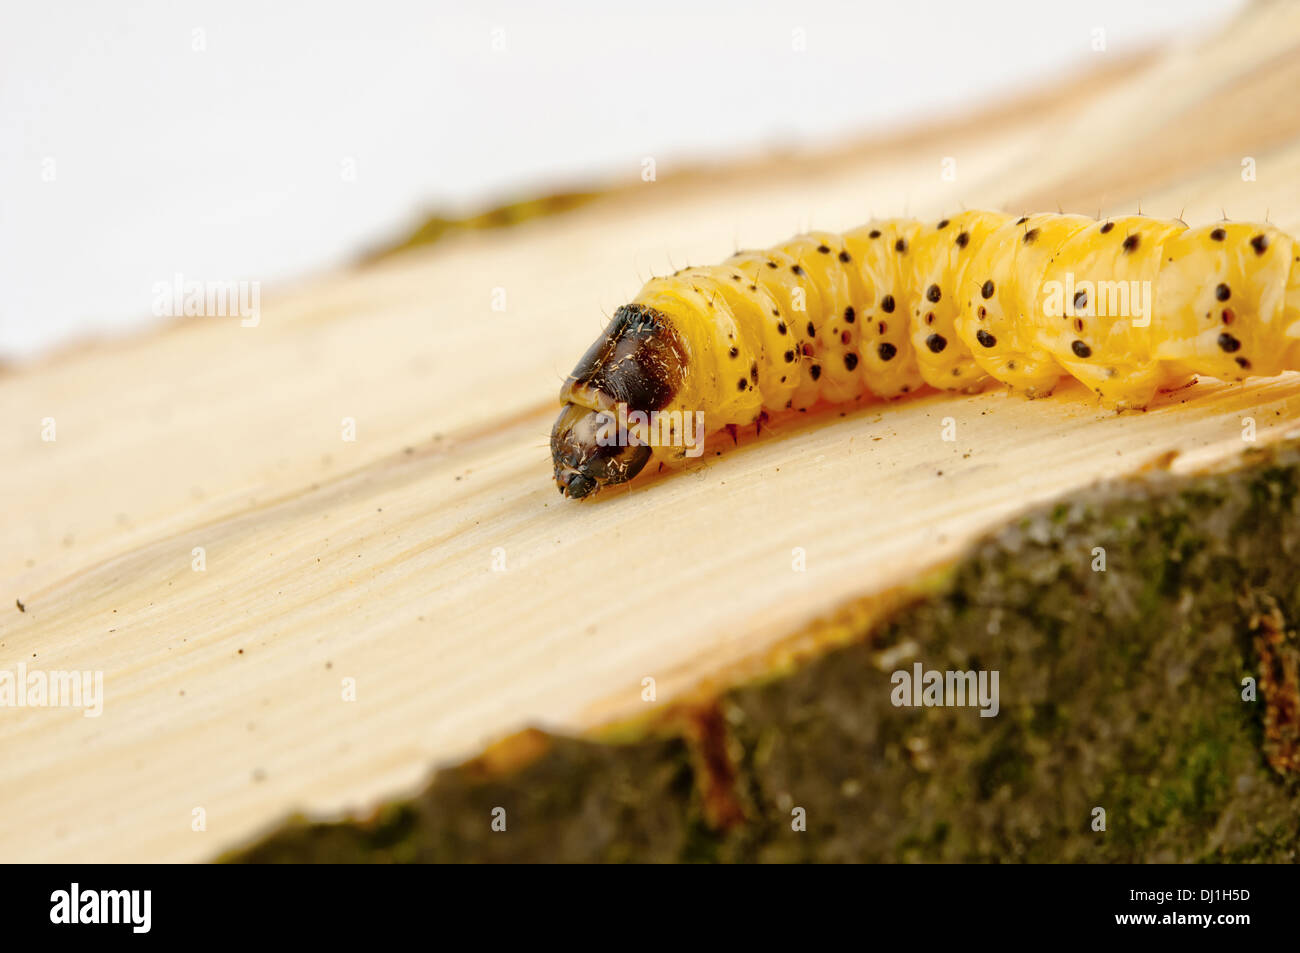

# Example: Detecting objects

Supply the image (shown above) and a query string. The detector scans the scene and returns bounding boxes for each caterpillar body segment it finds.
[552,210,1300,499]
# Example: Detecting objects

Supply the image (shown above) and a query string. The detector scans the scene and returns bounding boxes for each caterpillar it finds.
[552,210,1300,499]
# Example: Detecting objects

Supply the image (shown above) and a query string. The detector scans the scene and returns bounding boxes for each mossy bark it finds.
[227,442,1300,863]
[361,190,601,263]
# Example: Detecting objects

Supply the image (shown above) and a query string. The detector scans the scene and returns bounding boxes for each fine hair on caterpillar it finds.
[551,210,1300,499]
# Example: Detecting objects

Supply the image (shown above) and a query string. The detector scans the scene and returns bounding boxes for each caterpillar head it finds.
[551,303,685,500]
[550,403,651,499]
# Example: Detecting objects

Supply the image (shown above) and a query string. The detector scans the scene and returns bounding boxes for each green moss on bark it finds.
[226,443,1300,863]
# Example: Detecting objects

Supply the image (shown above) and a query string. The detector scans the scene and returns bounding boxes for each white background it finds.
[0,0,1244,359]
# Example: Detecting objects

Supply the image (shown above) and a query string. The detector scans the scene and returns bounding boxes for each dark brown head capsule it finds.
[552,304,685,499]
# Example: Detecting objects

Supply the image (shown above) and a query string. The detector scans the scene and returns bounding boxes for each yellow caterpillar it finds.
[552,210,1300,499]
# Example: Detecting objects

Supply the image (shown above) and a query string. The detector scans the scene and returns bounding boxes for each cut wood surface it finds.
[4,1,1300,862]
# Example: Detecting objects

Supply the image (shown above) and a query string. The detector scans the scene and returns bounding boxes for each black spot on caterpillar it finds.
[552,210,1300,498]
